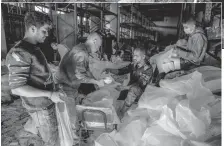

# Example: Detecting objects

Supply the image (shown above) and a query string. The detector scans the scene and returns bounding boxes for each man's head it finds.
[86,32,102,53]
[133,47,146,66]
[183,17,196,35]
[24,12,52,44]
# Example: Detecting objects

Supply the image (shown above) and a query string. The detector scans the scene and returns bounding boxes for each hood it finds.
[191,27,205,36]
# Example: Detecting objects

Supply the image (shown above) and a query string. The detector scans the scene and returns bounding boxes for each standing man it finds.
[56,32,105,102]
[6,12,64,146]
[104,31,116,61]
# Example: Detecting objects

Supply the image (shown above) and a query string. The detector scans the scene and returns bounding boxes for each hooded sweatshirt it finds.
[176,27,207,65]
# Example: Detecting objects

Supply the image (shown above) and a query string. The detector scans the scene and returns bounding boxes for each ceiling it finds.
[121,3,182,21]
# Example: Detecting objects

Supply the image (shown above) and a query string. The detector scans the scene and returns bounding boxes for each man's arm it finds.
[106,63,132,75]
[12,85,51,98]
[174,34,207,64]
[6,50,52,99]
[71,51,103,86]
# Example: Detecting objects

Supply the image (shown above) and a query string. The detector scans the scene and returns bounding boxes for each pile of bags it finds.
[94,70,221,146]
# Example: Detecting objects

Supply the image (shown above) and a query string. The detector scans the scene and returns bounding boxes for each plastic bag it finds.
[61,96,77,130]
[156,99,212,141]
[114,118,148,146]
[160,71,215,111]
[140,125,184,146]
[95,131,118,146]
[175,100,211,140]
[56,102,74,146]
[138,85,179,119]
[83,87,120,107]
[193,66,221,93]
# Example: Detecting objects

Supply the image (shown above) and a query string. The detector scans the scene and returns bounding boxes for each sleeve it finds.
[6,50,32,89]
[109,63,132,75]
[137,66,153,89]
[72,51,95,84]
[176,34,207,64]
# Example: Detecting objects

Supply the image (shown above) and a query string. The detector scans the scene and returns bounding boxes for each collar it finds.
[83,43,92,54]
[17,40,39,53]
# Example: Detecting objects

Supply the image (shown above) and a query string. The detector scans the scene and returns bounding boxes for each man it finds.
[155,16,207,85]
[106,47,153,118]
[56,32,105,101]
[6,12,64,146]
[103,31,116,61]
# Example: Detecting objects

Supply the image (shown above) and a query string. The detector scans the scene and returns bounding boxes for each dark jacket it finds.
[109,63,153,90]
[56,43,94,90]
[6,40,54,110]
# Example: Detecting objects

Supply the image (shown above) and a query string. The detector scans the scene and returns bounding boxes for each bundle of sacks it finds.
[94,70,221,146]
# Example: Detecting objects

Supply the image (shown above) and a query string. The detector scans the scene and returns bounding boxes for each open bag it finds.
[56,102,74,146]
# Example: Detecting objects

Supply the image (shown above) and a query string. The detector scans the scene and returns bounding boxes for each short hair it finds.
[87,32,102,41]
[134,47,146,55]
[24,11,52,30]
[183,16,196,26]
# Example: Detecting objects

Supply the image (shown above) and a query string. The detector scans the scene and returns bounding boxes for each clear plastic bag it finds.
[138,85,179,120]
[56,102,74,146]
[114,118,148,146]
[156,99,212,141]
[140,125,184,146]
[95,131,118,146]
[160,71,215,111]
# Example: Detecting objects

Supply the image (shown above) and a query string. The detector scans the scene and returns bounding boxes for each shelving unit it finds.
[119,4,156,43]
[205,3,221,64]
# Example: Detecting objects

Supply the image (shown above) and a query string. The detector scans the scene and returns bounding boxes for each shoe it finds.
[155,72,166,87]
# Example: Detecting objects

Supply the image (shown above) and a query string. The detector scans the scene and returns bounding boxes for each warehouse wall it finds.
[152,16,178,36]
[52,11,76,49]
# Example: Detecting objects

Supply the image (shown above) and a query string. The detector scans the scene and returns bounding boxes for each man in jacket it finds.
[6,12,64,146]
[106,47,153,118]
[155,16,207,85]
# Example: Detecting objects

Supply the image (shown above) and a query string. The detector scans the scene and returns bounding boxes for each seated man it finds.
[155,16,207,85]
[106,47,153,118]
[56,32,107,101]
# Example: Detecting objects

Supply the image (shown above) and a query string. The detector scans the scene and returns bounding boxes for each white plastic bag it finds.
[56,102,74,146]
[157,99,212,141]
[138,85,179,119]
[160,71,215,111]
[140,125,184,146]
[95,131,118,146]
[114,118,148,146]
[194,66,221,93]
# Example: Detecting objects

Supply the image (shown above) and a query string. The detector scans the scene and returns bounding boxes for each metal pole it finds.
[177,4,183,39]
[100,3,104,31]
[74,3,77,45]
[55,3,59,43]
[49,3,53,21]
[117,3,120,43]
[80,4,83,38]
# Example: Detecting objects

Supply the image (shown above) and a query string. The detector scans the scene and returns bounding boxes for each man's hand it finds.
[172,48,178,57]
[50,91,66,103]
[96,79,105,88]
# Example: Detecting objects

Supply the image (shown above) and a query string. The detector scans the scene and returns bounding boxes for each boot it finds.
[155,72,166,87]
[119,103,130,120]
